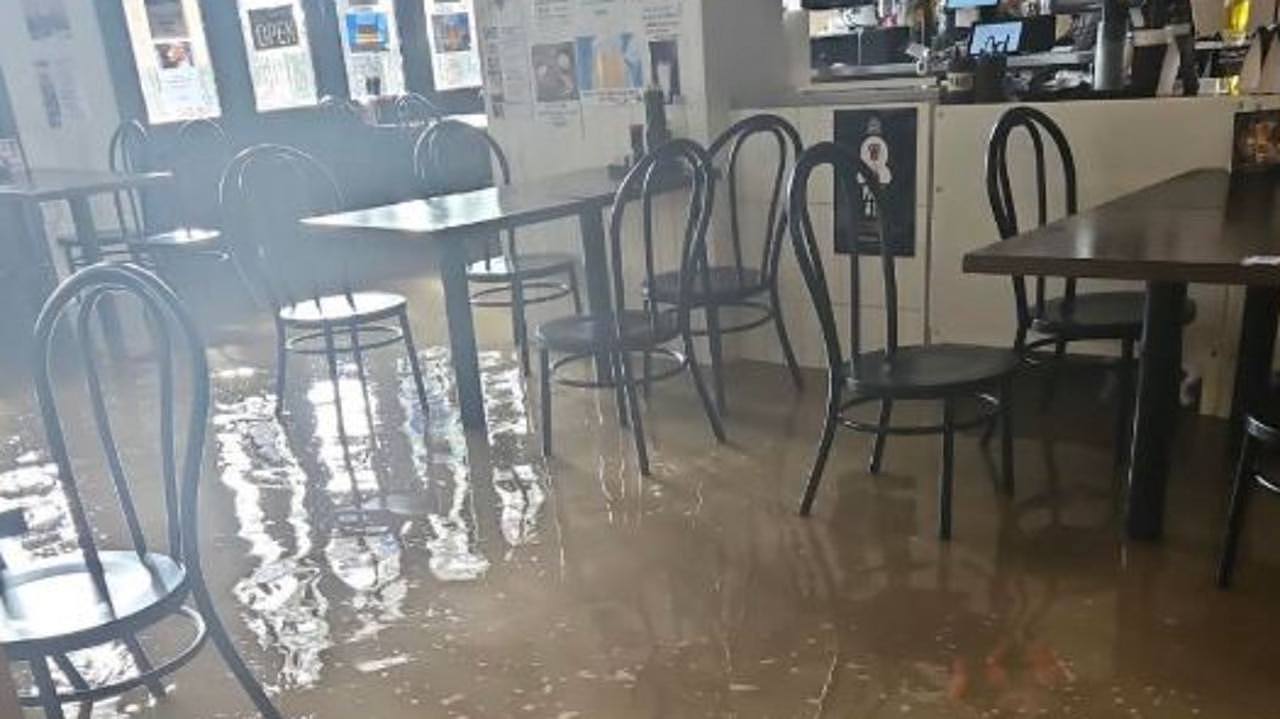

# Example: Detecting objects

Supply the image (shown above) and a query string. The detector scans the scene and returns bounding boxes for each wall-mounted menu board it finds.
[425,0,482,91]
[238,0,318,111]
[337,0,406,99]
[121,0,222,123]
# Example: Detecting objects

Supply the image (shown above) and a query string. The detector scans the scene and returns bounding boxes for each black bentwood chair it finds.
[986,107,1194,468]
[414,120,581,375]
[790,142,1019,539]
[395,92,444,127]
[219,144,431,420]
[0,263,280,718]
[1218,403,1280,587]
[643,114,805,413]
[537,139,726,476]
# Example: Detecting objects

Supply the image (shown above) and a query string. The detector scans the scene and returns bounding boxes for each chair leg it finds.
[612,351,629,427]
[705,304,727,415]
[273,319,289,418]
[568,266,583,314]
[50,654,91,716]
[770,285,804,391]
[869,399,893,474]
[940,398,956,541]
[398,311,431,426]
[30,657,67,719]
[1115,338,1136,470]
[1041,338,1067,410]
[1219,434,1260,588]
[619,350,651,476]
[191,586,283,718]
[799,379,842,516]
[123,634,167,700]
[684,333,727,443]
[1000,377,1015,497]
[540,346,553,457]
[511,278,532,376]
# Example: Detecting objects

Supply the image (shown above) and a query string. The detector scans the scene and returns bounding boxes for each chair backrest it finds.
[985,106,1078,349]
[787,141,894,378]
[32,263,210,588]
[608,138,714,331]
[171,118,233,229]
[218,144,347,310]
[412,119,509,195]
[395,92,443,127]
[108,119,153,242]
[707,114,804,288]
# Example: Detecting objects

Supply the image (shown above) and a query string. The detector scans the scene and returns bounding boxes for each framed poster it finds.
[1232,110,1280,173]
[336,0,405,99]
[425,0,482,91]
[121,0,222,123]
[833,108,917,257]
[238,0,318,112]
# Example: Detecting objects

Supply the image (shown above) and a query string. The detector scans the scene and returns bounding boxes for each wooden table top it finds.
[0,168,172,201]
[302,167,622,241]
[963,169,1280,286]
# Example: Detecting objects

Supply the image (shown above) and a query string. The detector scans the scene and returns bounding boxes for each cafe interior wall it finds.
[0,0,124,261]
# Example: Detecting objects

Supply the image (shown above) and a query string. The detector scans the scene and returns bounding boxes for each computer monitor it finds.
[968,20,1024,56]
[945,0,998,9]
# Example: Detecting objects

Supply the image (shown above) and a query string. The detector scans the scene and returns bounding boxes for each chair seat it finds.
[467,252,577,282]
[278,291,407,327]
[1032,291,1195,339]
[133,227,223,249]
[845,344,1020,398]
[537,310,680,354]
[0,551,186,651]
[646,266,765,304]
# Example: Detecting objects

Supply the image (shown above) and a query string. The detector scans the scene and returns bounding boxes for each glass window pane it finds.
[238,0,319,112]
[336,0,405,99]
[121,0,222,123]
[424,0,482,91]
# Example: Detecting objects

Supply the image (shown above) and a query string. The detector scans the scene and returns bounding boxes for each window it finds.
[423,0,481,91]
[237,0,319,112]
[336,0,405,99]
[121,0,221,123]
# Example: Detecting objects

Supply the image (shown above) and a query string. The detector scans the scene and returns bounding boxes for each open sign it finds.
[248,6,300,51]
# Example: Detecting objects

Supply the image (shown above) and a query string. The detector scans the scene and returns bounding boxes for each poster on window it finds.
[238,0,318,112]
[425,0,482,91]
[123,0,221,123]
[336,0,404,99]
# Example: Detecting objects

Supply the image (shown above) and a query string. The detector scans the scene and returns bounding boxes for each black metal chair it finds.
[643,114,805,413]
[395,92,443,127]
[986,106,1194,468]
[218,143,431,422]
[1,262,280,718]
[61,119,230,271]
[536,139,726,476]
[413,119,581,375]
[789,141,1019,539]
[1218,402,1280,587]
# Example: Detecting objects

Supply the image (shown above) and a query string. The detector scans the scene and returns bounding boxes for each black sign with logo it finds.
[832,108,917,257]
[248,6,300,51]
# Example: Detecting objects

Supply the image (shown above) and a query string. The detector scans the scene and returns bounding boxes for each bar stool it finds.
[1218,404,1280,587]
[413,120,581,375]
[789,141,1019,539]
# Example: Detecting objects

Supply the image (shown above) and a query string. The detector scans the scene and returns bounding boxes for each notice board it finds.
[833,108,917,257]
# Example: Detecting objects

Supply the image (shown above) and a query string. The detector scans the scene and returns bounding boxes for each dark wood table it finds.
[0,168,172,338]
[303,167,627,431]
[965,169,1280,540]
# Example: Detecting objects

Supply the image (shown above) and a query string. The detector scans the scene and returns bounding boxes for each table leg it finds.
[1125,281,1187,541]
[577,204,614,380]
[1228,286,1280,454]
[67,194,124,353]
[441,240,487,431]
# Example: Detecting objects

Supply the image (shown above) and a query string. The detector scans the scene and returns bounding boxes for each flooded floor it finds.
[2,257,1280,718]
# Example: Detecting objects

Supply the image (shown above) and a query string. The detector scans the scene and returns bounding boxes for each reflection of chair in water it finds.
[0,263,280,718]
